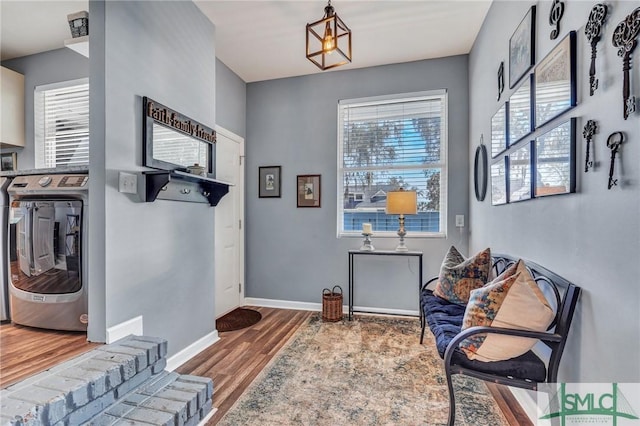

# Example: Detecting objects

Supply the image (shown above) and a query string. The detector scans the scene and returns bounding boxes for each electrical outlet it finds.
[119,172,138,194]
[455,215,464,227]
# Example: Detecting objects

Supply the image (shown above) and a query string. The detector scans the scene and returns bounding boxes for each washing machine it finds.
[7,173,88,331]
[1,176,12,321]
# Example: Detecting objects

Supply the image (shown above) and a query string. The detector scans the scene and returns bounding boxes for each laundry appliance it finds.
[7,173,88,331]
[1,177,12,321]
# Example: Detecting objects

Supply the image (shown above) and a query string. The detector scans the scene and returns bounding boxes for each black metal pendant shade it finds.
[306,0,352,70]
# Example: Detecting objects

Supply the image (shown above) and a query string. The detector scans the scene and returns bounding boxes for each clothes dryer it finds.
[1,177,12,321]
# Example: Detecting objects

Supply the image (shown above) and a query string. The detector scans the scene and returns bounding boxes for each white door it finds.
[215,127,245,318]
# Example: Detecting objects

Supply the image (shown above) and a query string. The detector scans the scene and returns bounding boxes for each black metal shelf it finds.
[141,170,230,206]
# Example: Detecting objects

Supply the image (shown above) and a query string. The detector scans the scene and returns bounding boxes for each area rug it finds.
[216,308,262,332]
[218,314,509,425]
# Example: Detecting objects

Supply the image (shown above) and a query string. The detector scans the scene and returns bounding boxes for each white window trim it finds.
[34,77,89,169]
[336,89,448,238]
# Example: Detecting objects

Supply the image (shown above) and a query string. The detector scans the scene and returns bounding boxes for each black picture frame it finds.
[535,31,577,129]
[491,158,508,206]
[297,174,321,208]
[259,166,281,198]
[491,103,508,158]
[508,74,533,146]
[474,142,488,202]
[508,141,533,202]
[0,152,17,172]
[534,118,576,197]
[509,5,536,88]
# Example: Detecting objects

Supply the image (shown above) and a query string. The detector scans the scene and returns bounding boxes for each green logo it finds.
[540,383,639,425]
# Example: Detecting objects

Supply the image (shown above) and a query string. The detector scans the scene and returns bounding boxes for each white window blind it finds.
[337,90,448,237]
[35,79,89,168]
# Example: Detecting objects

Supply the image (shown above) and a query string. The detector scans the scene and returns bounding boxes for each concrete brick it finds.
[153,388,198,418]
[120,407,174,426]
[64,390,115,425]
[91,352,137,381]
[136,372,179,397]
[139,396,188,426]
[129,336,168,359]
[199,399,213,420]
[76,359,123,390]
[118,340,159,365]
[85,413,120,426]
[151,357,167,375]
[168,381,206,408]
[114,366,152,400]
[121,393,148,406]
[95,345,148,373]
[58,366,107,398]
[9,387,67,424]
[0,396,44,425]
[35,375,90,409]
[176,375,214,399]
[105,402,135,419]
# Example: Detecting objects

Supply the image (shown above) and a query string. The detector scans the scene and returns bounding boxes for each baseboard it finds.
[244,297,419,317]
[510,387,537,424]
[106,316,144,344]
[166,330,220,372]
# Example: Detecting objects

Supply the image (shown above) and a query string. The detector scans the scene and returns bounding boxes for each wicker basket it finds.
[322,286,343,322]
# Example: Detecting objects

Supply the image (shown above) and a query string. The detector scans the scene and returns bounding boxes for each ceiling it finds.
[1,0,492,83]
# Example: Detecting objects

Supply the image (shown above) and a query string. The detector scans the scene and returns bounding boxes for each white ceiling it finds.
[1,0,492,83]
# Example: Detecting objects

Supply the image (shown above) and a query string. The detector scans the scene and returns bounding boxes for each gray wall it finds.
[89,0,218,355]
[215,58,246,138]
[245,56,470,310]
[469,0,640,382]
[1,49,89,168]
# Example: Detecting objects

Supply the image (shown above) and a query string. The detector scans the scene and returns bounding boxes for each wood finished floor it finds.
[0,308,531,425]
[0,322,98,388]
[177,307,532,426]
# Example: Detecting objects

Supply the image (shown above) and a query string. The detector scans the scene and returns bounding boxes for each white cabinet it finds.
[1,66,25,147]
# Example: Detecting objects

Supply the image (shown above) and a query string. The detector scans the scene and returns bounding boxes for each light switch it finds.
[455,215,464,227]
[119,172,137,194]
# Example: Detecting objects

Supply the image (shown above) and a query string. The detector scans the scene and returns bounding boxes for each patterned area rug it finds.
[218,314,509,425]
[216,308,262,332]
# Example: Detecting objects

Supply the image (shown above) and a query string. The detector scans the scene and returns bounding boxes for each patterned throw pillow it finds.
[459,260,555,362]
[433,246,491,304]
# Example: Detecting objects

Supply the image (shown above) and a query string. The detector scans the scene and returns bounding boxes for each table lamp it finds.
[385,189,417,252]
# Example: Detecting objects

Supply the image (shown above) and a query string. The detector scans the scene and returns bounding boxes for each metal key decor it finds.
[585,4,608,96]
[582,120,597,172]
[497,61,505,101]
[612,7,640,120]
[606,132,624,189]
[549,0,565,40]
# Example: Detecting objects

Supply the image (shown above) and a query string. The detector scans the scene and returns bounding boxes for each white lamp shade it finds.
[385,191,417,215]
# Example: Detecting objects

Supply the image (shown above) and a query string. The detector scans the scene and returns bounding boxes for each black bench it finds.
[419,253,581,426]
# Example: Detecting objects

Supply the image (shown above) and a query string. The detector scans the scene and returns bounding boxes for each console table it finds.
[348,249,423,320]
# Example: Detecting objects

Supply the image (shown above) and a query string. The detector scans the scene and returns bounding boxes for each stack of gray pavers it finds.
[0,335,214,425]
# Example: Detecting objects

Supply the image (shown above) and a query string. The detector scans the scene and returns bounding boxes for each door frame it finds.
[215,125,245,316]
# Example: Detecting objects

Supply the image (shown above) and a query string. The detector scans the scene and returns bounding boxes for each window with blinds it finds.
[337,90,447,237]
[34,79,89,168]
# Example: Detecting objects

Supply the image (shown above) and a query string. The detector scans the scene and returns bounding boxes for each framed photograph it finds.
[297,174,321,208]
[509,5,536,88]
[491,158,508,206]
[534,118,576,197]
[259,166,281,198]
[508,74,533,146]
[491,103,508,158]
[508,141,533,202]
[0,152,17,172]
[535,31,577,128]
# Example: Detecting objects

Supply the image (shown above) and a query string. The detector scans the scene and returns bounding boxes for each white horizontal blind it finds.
[35,79,89,168]
[338,91,447,236]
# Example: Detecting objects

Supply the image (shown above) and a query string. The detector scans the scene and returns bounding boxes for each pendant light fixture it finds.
[306,0,352,70]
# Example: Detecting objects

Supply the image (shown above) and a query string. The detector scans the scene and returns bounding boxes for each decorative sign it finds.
[612,7,640,120]
[585,4,608,96]
[145,98,216,144]
[549,0,565,40]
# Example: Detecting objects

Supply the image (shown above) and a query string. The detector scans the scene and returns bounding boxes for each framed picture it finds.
[491,103,507,158]
[534,118,576,197]
[0,152,17,172]
[535,31,577,128]
[509,5,536,88]
[297,174,321,208]
[259,166,281,198]
[508,74,533,146]
[491,159,508,206]
[508,141,533,202]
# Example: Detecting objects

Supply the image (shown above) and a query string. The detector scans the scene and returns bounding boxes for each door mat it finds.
[216,308,262,332]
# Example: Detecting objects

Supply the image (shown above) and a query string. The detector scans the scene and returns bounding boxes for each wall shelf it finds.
[141,170,231,206]
[64,36,89,58]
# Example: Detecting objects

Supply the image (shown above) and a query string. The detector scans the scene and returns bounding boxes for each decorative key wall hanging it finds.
[606,132,624,189]
[549,0,565,40]
[497,62,505,101]
[582,120,597,172]
[612,7,640,120]
[585,4,608,96]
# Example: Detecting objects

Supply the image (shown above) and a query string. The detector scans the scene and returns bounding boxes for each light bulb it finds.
[322,22,335,53]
